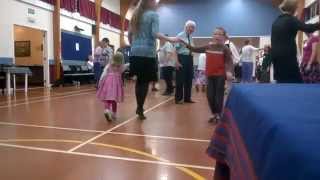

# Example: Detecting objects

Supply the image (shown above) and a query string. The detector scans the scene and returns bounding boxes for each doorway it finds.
[14,25,49,87]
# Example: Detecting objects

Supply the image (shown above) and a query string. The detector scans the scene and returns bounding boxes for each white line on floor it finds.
[67,97,174,152]
[108,132,210,143]
[0,91,95,109]
[0,121,104,133]
[0,142,214,171]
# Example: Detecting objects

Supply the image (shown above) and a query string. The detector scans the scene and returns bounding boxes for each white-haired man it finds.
[174,20,196,104]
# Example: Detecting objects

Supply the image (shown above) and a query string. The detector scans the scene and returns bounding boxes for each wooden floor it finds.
[0,82,215,180]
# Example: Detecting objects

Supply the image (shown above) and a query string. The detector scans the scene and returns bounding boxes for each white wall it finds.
[0,0,53,61]
[305,0,317,7]
[102,0,120,14]
[60,11,94,37]
[259,36,271,48]
[100,25,120,51]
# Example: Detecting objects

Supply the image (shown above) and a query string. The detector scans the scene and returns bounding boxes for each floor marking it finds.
[0,122,210,143]
[0,139,214,179]
[0,122,104,133]
[0,88,95,105]
[67,97,174,153]
[0,91,95,109]
[109,132,210,143]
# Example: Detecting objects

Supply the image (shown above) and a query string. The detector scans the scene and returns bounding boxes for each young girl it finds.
[182,27,233,123]
[195,53,207,92]
[97,53,127,121]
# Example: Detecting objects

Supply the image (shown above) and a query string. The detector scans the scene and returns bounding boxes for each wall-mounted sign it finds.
[75,43,80,51]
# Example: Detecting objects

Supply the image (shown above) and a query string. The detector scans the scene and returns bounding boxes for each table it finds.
[0,66,32,96]
[207,84,320,180]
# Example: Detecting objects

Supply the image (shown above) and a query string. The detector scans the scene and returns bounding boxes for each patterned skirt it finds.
[300,62,320,83]
[195,70,207,85]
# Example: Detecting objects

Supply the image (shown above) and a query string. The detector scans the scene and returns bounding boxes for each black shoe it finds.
[138,114,146,120]
[175,100,184,104]
[136,108,146,120]
[184,100,195,103]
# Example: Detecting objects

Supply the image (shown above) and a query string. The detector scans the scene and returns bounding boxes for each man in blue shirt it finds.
[175,20,196,104]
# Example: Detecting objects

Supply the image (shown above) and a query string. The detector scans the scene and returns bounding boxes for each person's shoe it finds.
[138,113,146,120]
[175,100,184,104]
[136,108,146,120]
[104,110,112,122]
[208,116,216,123]
[184,100,195,103]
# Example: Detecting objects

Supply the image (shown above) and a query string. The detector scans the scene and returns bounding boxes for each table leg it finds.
[25,74,28,93]
[6,72,11,96]
[13,74,16,92]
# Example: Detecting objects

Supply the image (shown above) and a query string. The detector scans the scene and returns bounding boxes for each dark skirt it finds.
[129,56,158,83]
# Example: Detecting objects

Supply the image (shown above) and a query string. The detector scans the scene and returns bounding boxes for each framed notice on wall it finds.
[14,41,31,57]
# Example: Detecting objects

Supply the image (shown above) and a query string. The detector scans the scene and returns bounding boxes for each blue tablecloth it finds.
[0,66,32,75]
[208,84,320,180]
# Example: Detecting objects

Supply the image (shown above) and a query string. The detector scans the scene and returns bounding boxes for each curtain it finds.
[61,0,76,12]
[101,7,110,25]
[78,0,96,20]
[109,11,121,29]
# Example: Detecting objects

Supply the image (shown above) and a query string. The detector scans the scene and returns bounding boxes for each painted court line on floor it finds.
[0,88,95,106]
[109,132,210,143]
[67,97,174,153]
[0,138,210,179]
[0,121,104,133]
[0,121,210,143]
[0,91,95,109]
[0,142,214,171]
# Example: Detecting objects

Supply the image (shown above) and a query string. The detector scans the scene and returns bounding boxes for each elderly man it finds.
[174,20,196,104]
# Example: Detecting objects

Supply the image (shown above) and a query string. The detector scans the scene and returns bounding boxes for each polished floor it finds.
[0,82,216,180]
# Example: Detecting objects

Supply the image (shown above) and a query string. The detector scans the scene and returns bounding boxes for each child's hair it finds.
[215,27,227,36]
[111,52,124,66]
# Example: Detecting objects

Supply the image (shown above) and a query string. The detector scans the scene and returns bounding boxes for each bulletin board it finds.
[61,31,92,61]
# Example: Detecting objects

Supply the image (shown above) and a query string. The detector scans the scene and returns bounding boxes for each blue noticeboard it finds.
[61,31,92,62]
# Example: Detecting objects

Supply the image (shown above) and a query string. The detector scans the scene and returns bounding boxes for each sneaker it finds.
[104,110,112,122]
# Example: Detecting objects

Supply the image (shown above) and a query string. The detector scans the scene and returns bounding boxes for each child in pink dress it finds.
[97,53,127,121]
